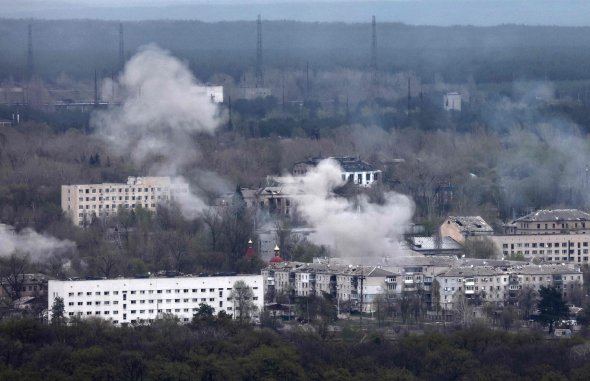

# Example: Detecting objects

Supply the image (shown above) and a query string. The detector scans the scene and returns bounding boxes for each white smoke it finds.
[0,224,76,262]
[93,45,226,218]
[285,159,414,260]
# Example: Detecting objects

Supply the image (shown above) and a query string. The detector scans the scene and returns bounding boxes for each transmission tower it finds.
[255,14,264,88]
[27,23,34,79]
[370,16,378,87]
[119,22,125,72]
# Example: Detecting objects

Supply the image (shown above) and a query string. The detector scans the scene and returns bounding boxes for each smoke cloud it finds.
[0,224,76,262]
[92,45,226,218]
[285,159,414,261]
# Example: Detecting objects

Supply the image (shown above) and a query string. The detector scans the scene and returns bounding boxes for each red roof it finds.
[270,255,284,263]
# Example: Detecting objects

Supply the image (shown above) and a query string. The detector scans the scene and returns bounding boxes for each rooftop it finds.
[295,156,380,173]
[445,216,493,233]
[410,236,463,251]
[512,209,590,223]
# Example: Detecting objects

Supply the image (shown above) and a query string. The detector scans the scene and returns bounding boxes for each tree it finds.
[0,252,29,300]
[516,285,538,320]
[51,296,66,325]
[537,286,569,333]
[463,237,498,259]
[230,280,257,324]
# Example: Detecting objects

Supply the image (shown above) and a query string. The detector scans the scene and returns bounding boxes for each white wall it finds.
[48,275,263,325]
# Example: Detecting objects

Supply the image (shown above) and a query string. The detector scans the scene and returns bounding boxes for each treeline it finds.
[0,317,589,380]
[4,19,590,82]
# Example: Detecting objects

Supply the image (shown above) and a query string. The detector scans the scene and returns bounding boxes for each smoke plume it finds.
[0,224,76,262]
[285,159,414,261]
[92,45,226,218]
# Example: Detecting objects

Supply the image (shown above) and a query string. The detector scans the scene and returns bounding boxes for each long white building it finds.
[61,176,189,227]
[48,275,263,325]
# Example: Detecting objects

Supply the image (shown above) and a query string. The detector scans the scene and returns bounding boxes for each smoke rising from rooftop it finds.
[92,45,226,218]
[285,159,414,261]
[0,224,76,262]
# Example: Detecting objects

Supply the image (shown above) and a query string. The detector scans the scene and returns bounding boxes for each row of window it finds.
[66,287,256,297]
[78,195,163,202]
[503,242,589,249]
[78,203,158,210]
[67,306,234,317]
[78,187,167,194]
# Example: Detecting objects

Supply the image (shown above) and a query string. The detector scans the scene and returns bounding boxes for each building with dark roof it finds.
[292,156,382,187]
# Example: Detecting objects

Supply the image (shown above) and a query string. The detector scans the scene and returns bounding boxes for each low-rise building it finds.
[61,176,189,227]
[48,274,264,325]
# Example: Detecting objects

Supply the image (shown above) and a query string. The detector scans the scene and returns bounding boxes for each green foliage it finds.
[50,296,65,325]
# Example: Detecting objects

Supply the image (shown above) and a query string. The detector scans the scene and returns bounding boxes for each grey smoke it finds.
[93,44,227,218]
[285,159,414,260]
[0,224,76,262]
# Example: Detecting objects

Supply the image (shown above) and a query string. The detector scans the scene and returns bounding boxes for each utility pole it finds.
[27,23,34,80]
[407,77,411,115]
[255,14,264,88]
[370,16,378,91]
[306,61,310,99]
[119,22,125,72]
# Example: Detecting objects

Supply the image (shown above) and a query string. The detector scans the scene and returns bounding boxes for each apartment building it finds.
[491,234,590,263]
[61,176,189,227]
[262,256,458,314]
[48,275,263,325]
[436,264,582,311]
[503,209,590,235]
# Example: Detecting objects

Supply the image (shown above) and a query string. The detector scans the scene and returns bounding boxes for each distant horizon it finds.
[3,0,590,27]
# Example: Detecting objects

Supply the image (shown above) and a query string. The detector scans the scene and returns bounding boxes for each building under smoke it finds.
[292,156,382,187]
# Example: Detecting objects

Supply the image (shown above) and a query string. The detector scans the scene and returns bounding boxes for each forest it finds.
[0,316,589,381]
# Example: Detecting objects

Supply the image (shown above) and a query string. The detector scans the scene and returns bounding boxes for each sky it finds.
[2,0,590,26]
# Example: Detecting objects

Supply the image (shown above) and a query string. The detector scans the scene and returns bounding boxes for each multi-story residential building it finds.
[435,264,583,311]
[440,216,494,245]
[61,176,189,227]
[48,274,263,325]
[503,209,590,235]
[292,156,382,187]
[491,234,590,263]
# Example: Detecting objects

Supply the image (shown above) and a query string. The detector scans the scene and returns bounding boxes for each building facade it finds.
[61,176,189,227]
[436,264,583,311]
[444,92,461,111]
[48,275,264,325]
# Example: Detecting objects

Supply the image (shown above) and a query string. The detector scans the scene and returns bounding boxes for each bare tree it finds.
[230,280,258,324]
[0,252,29,300]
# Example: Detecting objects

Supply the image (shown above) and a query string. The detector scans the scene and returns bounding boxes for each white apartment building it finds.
[61,176,189,227]
[491,234,590,263]
[48,275,264,325]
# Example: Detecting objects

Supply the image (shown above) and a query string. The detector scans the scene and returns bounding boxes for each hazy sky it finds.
[3,0,590,26]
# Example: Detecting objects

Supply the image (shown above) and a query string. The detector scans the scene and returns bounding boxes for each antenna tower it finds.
[119,22,125,71]
[255,14,264,88]
[94,70,99,107]
[27,23,34,79]
[370,16,378,87]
